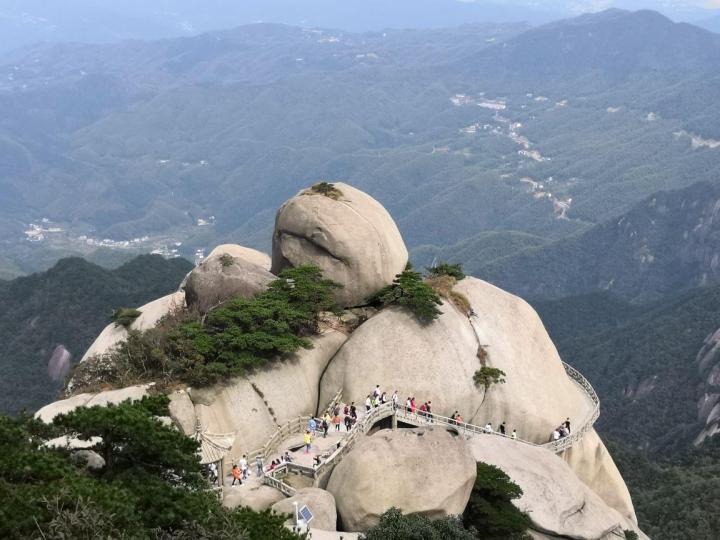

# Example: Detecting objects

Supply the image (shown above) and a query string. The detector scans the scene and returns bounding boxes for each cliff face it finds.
[37,183,645,539]
[695,328,720,444]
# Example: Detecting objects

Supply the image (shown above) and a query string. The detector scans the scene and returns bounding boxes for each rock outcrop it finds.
[469,436,646,539]
[184,251,275,312]
[271,488,337,531]
[561,429,637,524]
[80,292,185,362]
[35,384,153,423]
[695,327,720,444]
[326,428,476,531]
[271,182,408,307]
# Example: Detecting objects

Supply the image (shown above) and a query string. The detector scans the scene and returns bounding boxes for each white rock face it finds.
[271,488,337,531]
[80,292,185,362]
[327,428,476,532]
[207,244,272,270]
[190,330,348,464]
[561,429,637,525]
[35,384,153,423]
[469,436,645,539]
[184,252,275,312]
[319,303,484,419]
[271,182,408,307]
[168,389,197,436]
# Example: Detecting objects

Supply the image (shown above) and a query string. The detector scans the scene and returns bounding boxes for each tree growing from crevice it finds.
[372,263,442,323]
[473,367,506,391]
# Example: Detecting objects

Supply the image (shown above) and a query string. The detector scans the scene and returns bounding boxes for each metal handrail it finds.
[263,360,601,494]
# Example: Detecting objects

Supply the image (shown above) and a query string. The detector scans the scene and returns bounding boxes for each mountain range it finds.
[1,9,720,285]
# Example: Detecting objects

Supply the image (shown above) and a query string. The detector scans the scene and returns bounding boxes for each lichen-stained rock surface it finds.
[326,428,476,532]
[184,251,275,312]
[271,182,408,307]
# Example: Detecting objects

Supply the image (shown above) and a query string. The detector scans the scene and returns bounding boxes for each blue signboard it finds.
[299,505,314,524]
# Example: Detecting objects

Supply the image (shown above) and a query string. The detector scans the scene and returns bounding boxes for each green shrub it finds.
[218,253,235,267]
[111,308,142,328]
[307,181,343,199]
[624,530,639,540]
[372,264,442,323]
[427,262,466,280]
[464,463,532,539]
[0,399,301,540]
[363,507,476,539]
[88,265,339,389]
[473,367,506,390]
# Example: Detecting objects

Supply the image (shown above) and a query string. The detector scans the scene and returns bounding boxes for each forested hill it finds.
[477,182,720,303]
[0,255,192,414]
[2,9,720,278]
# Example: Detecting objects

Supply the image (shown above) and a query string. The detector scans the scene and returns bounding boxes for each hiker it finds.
[373,385,381,399]
[208,462,218,484]
[419,401,428,419]
[564,417,571,433]
[410,397,417,413]
[484,422,493,433]
[406,397,412,413]
[344,414,353,431]
[552,428,561,441]
[511,429,517,440]
[255,455,264,477]
[455,412,464,424]
[333,412,342,431]
[313,455,321,467]
[309,417,317,435]
[304,430,313,453]
[231,464,242,486]
[333,404,341,417]
[365,395,372,412]
[392,390,399,409]
[499,422,506,435]
[283,451,293,463]
[267,460,277,472]
[322,417,329,438]
[350,402,357,419]
[240,454,249,479]
[343,403,349,415]
[426,401,433,422]
[380,391,388,404]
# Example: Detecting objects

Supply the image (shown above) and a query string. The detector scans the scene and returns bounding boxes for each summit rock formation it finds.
[36,182,645,539]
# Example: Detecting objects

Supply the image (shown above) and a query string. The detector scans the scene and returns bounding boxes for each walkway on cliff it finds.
[253,359,600,499]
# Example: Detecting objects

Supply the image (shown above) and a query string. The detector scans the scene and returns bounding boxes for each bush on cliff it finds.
[427,262,466,281]
[0,396,301,540]
[372,263,442,323]
[74,265,338,389]
[362,507,476,539]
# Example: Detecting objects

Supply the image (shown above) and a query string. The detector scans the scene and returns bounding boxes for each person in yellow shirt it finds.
[304,430,313,453]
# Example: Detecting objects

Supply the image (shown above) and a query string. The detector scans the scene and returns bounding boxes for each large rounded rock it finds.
[271,488,337,531]
[35,384,153,423]
[184,251,275,312]
[326,428,476,532]
[207,244,272,270]
[319,303,483,419]
[271,182,408,307]
[80,292,185,362]
[191,329,348,466]
[469,436,646,539]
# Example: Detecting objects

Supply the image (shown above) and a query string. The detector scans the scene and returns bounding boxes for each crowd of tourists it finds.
[551,418,572,441]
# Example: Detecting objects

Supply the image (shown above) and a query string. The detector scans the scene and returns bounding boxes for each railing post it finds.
[391,408,397,430]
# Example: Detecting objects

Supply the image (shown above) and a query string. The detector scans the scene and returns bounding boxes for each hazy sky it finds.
[0,0,718,53]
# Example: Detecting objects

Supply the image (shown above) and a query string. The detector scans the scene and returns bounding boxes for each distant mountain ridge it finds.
[479,182,720,303]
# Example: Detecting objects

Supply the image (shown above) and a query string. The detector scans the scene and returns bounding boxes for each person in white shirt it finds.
[365,395,372,411]
[511,429,517,440]
[373,385,381,399]
[484,422,493,433]
[239,455,249,479]
[552,429,561,441]
[392,391,398,409]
